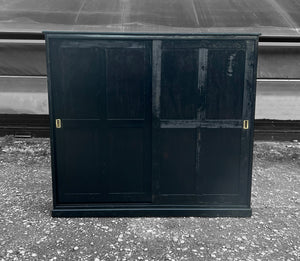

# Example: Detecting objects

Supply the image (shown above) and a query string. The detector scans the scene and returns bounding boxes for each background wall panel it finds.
[255,80,300,120]
[0,76,48,114]
[0,41,46,76]
[257,43,300,79]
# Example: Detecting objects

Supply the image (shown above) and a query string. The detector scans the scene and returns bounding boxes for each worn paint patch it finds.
[227,53,237,77]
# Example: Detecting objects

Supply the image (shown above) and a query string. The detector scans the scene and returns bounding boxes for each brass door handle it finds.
[243,120,249,130]
[55,119,62,128]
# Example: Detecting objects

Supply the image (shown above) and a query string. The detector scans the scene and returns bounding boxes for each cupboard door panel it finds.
[55,121,104,203]
[155,40,251,205]
[206,49,246,119]
[199,128,242,195]
[160,129,197,195]
[58,47,105,119]
[107,127,151,202]
[156,44,201,202]
[161,49,200,119]
[51,40,153,204]
[106,48,147,119]
[105,43,152,202]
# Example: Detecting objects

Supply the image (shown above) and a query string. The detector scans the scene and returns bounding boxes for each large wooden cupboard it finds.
[45,33,259,217]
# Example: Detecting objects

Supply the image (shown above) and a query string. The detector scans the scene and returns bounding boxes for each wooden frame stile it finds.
[44,34,58,210]
[241,38,259,209]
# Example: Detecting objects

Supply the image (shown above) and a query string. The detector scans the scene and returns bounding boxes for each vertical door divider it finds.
[152,40,162,203]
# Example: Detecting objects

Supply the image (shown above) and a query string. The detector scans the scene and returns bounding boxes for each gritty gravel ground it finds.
[0,136,299,261]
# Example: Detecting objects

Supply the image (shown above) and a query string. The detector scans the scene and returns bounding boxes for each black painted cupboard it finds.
[45,33,259,217]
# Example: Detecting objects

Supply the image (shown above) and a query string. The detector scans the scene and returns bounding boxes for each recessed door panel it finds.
[199,128,242,195]
[55,121,104,203]
[160,128,197,195]
[161,49,200,119]
[106,48,147,119]
[58,46,105,119]
[107,128,151,202]
[206,49,246,119]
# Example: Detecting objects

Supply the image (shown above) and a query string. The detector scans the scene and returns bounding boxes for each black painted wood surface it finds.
[45,33,259,217]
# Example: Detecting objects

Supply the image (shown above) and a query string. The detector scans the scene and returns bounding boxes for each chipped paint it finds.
[227,53,236,77]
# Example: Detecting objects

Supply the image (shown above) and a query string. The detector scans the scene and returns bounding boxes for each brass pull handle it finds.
[56,119,62,128]
[243,120,249,130]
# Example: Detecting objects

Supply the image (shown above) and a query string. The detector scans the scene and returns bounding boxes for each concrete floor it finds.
[0,137,299,260]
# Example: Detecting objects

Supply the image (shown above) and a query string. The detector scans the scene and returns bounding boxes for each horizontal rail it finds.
[0,75,47,79]
[258,42,300,47]
[161,120,242,129]
[0,39,45,44]
[257,79,300,82]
